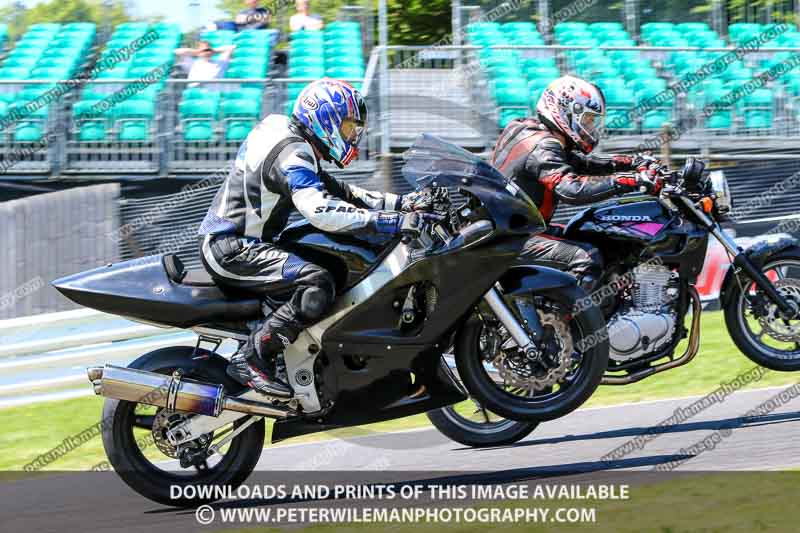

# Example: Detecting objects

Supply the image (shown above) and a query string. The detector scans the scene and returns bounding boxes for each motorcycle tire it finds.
[101,346,265,507]
[455,285,608,422]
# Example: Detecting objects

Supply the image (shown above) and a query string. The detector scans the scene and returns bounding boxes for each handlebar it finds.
[400,212,447,245]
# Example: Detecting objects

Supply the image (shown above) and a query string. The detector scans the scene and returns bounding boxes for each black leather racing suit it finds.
[199,114,402,359]
[491,118,638,290]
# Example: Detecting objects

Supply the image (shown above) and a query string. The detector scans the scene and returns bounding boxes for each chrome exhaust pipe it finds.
[87,364,290,418]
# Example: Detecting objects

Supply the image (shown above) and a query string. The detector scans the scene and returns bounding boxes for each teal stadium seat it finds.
[182,87,219,102]
[230,57,268,77]
[3,56,38,69]
[115,100,155,141]
[29,66,69,80]
[606,109,634,131]
[36,56,76,70]
[492,84,528,107]
[722,63,752,82]
[326,65,363,79]
[10,103,48,142]
[641,110,671,131]
[0,67,32,79]
[225,87,263,102]
[524,57,558,69]
[127,84,160,101]
[221,98,259,141]
[740,88,773,130]
[784,75,800,98]
[96,66,129,79]
[180,98,218,142]
[525,65,560,83]
[489,65,519,80]
[743,111,772,129]
[73,100,108,141]
[705,111,732,130]
[499,108,527,128]
[528,79,549,104]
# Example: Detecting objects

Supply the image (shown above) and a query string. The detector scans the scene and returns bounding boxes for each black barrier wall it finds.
[1,157,800,319]
[0,183,120,319]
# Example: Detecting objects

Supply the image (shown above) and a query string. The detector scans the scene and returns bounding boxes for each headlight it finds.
[709,171,731,213]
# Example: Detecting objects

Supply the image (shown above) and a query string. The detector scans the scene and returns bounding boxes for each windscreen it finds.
[401,134,508,191]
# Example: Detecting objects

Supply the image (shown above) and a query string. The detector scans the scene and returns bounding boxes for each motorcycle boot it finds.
[227,325,294,398]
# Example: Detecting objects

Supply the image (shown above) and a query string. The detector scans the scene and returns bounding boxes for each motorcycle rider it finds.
[491,75,663,291]
[198,78,431,397]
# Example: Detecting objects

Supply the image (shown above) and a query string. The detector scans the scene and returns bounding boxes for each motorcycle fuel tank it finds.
[565,198,672,246]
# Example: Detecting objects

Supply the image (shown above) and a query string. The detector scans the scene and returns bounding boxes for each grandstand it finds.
[0,22,96,148]
[286,21,365,114]
[464,19,800,137]
[4,7,795,176]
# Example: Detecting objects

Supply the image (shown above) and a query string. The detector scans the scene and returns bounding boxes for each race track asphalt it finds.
[2,386,799,532]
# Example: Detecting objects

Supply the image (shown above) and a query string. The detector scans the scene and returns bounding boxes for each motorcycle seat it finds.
[163,254,218,287]
[163,253,282,314]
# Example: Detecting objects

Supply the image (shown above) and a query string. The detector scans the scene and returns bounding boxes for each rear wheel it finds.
[101,348,265,507]
[427,399,538,448]
[455,285,608,422]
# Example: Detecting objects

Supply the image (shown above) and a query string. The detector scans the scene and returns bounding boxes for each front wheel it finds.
[455,285,609,422]
[725,251,800,371]
[427,400,538,448]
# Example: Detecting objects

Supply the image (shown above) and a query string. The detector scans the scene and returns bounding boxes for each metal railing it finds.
[373,43,800,155]
[0,308,239,408]
[5,42,800,177]
[0,73,377,176]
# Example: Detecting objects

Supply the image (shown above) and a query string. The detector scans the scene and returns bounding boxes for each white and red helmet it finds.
[536,75,606,153]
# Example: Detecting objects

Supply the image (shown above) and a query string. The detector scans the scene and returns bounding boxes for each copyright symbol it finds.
[196,505,215,525]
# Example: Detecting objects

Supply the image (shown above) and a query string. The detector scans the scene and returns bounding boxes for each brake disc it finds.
[493,310,574,393]
[759,278,800,342]
[152,410,211,459]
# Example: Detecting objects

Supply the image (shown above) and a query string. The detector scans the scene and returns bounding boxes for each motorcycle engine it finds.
[607,264,679,363]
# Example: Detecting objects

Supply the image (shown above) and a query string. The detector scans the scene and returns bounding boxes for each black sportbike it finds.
[53,135,608,506]
[429,156,800,447]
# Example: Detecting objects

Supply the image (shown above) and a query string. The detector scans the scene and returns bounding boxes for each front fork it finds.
[482,286,544,352]
[682,197,797,317]
[710,225,798,317]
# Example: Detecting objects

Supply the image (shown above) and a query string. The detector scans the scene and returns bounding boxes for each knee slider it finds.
[300,286,332,321]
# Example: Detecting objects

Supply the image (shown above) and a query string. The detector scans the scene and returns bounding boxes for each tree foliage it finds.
[215,0,452,44]
[0,0,131,38]
[385,0,452,45]
[5,0,797,46]
[216,0,352,28]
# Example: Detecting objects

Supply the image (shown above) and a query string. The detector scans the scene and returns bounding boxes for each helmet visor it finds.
[576,109,604,147]
[339,117,365,146]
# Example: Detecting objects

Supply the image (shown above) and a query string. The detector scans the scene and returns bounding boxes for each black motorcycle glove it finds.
[399,187,449,213]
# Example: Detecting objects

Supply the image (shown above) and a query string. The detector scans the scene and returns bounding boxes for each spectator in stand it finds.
[236,0,272,31]
[290,0,324,32]
[175,41,237,81]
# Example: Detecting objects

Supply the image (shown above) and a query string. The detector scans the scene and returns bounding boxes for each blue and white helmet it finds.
[292,78,367,167]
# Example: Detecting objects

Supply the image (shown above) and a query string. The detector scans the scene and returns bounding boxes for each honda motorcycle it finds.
[53,134,608,506]
[428,156,800,447]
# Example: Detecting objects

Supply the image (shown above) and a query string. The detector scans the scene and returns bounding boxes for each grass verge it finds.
[1,311,798,471]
